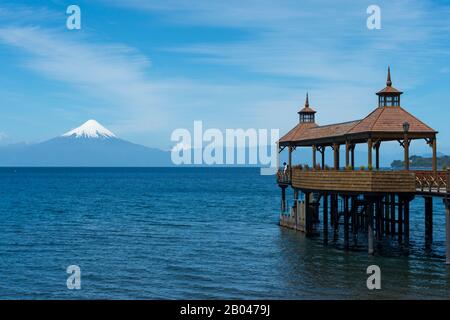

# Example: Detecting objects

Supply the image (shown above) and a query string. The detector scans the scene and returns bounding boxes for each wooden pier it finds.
[277,68,450,263]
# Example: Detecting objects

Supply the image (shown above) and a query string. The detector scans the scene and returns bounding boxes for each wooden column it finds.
[404,135,410,171]
[368,199,374,255]
[312,145,317,169]
[323,194,328,244]
[276,141,280,170]
[368,138,373,169]
[345,141,350,169]
[288,146,293,178]
[333,143,340,170]
[375,142,380,170]
[425,196,433,245]
[432,137,437,175]
[321,147,326,169]
[351,145,355,169]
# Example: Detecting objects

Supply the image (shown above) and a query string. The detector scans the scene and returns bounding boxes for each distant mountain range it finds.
[391,155,450,169]
[0,120,171,166]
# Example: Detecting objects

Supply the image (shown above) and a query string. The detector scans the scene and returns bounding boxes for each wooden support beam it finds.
[368,199,374,255]
[321,147,326,169]
[404,197,410,244]
[398,197,403,244]
[344,196,349,249]
[288,145,293,178]
[385,195,390,235]
[425,197,433,245]
[368,139,373,169]
[345,141,350,169]
[351,145,355,169]
[351,197,358,245]
[312,145,317,169]
[323,194,328,244]
[305,192,311,236]
[404,135,410,171]
[333,143,340,170]
[375,142,381,170]
[390,194,396,235]
[373,198,381,240]
[432,137,437,175]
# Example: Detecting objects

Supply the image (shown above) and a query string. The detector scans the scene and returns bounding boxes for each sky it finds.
[0,0,450,155]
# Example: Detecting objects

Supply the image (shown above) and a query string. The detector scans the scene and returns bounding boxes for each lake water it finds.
[0,167,449,299]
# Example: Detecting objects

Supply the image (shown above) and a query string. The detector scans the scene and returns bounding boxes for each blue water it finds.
[0,167,449,299]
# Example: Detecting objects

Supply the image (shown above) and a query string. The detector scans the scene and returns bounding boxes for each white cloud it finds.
[0,26,169,132]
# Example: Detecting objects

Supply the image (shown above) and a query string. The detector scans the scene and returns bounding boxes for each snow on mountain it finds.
[62,119,116,139]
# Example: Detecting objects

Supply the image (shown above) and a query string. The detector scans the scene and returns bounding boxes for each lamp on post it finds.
[403,121,410,171]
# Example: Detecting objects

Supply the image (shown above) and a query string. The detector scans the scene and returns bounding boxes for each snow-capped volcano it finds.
[62,119,116,139]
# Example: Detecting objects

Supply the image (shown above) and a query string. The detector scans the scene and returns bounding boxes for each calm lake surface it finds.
[0,167,449,299]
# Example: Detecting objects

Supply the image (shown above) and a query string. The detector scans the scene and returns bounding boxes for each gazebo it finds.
[279,67,438,174]
[276,67,449,259]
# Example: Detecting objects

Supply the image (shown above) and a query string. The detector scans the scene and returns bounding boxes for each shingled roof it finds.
[348,106,436,135]
[279,68,437,147]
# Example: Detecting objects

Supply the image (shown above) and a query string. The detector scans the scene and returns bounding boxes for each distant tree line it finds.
[391,155,450,169]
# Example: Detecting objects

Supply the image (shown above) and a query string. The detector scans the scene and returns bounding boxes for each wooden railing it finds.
[278,168,450,195]
[291,169,416,193]
[414,170,448,194]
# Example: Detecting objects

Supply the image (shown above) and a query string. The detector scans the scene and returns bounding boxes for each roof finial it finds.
[305,92,309,107]
[386,66,392,87]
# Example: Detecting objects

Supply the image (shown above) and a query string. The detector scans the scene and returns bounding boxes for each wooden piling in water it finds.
[305,191,311,236]
[323,193,328,244]
[344,196,349,249]
[425,196,433,244]
[404,197,410,244]
[368,199,374,255]
[390,194,396,235]
[398,198,403,244]
[385,195,390,235]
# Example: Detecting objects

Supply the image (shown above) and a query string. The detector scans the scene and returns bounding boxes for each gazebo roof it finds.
[348,106,435,135]
[279,68,437,147]
[279,105,437,146]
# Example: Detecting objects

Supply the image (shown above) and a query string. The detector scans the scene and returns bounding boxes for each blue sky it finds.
[0,0,450,154]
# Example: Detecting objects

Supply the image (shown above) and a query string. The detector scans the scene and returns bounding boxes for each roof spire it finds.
[386,66,392,87]
[305,92,309,107]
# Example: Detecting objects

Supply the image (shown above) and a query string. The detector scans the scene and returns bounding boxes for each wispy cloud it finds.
[107,0,450,84]
[0,25,170,131]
